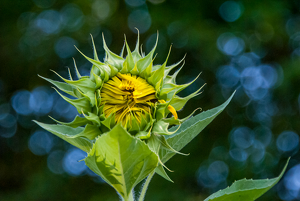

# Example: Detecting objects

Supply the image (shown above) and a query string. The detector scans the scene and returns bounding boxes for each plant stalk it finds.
[138,172,155,201]
[128,192,134,201]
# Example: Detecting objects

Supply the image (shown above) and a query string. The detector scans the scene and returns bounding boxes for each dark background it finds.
[1,0,300,200]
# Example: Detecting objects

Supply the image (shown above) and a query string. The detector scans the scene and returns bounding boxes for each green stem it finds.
[138,172,155,201]
[128,192,134,201]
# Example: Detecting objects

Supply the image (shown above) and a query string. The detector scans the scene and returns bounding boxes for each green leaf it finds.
[33,121,93,153]
[160,92,235,163]
[204,158,290,201]
[85,124,158,200]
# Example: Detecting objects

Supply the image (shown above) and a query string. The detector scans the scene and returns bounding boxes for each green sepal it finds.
[169,84,205,111]
[166,63,184,84]
[102,33,124,70]
[83,112,101,126]
[92,70,103,89]
[135,130,151,140]
[33,120,93,152]
[68,124,101,140]
[67,67,73,81]
[204,158,290,201]
[130,63,139,75]
[51,70,96,94]
[148,65,165,91]
[147,134,173,174]
[136,52,155,78]
[148,44,171,85]
[120,42,125,58]
[49,115,90,128]
[155,102,168,121]
[137,33,158,75]
[162,108,201,125]
[100,112,116,130]
[156,134,188,156]
[90,34,100,62]
[90,65,100,82]
[124,36,135,71]
[160,73,201,101]
[84,124,158,200]
[107,64,119,77]
[38,75,81,98]
[163,55,186,79]
[128,114,140,134]
[75,47,111,82]
[53,88,91,114]
[152,120,179,136]
[79,91,95,107]
[139,111,153,131]
[155,164,173,183]
[152,64,161,71]
[139,59,153,79]
[132,29,142,62]
[120,59,130,74]
[147,133,161,155]
[72,58,82,79]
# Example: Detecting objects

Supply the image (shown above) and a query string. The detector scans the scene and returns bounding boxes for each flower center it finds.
[101,73,157,125]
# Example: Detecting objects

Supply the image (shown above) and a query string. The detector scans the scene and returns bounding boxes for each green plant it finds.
[34,33,288,201]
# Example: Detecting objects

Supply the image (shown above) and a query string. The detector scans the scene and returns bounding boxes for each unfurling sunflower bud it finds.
[34,33,204,200]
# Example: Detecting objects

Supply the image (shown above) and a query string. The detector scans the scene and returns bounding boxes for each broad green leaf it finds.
[204,158,290,201]
[160,92,235,163]
[85,124,158,201]
[33,121,93,152]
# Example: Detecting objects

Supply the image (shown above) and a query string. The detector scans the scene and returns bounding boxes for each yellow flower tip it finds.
[101,73,156,125]
[158,100,178,120]
[167,105,178,120]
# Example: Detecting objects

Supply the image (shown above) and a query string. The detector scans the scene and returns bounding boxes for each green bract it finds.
[35,33,234,201]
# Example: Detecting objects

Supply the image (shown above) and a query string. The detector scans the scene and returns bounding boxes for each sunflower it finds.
[34,33,203,201]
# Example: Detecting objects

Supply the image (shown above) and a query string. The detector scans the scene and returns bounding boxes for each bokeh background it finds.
[1,0,300,200]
